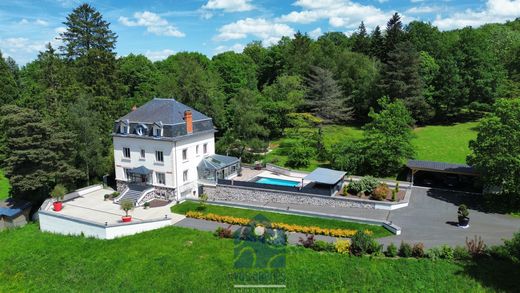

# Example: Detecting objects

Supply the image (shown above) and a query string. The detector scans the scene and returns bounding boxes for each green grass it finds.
[1,224,518,292]
[264,125,363,171]
[264,122,478,171]
[173,201,391,238]
[0,170,10,200]
[412,122,479,164]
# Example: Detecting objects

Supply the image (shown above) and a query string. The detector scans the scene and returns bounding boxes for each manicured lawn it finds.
[0,170,10,200]
[264,125,363,171]
[412,122,478,164]
[264,122,478,171]
[172,201,391,238]
[1,224,518,292]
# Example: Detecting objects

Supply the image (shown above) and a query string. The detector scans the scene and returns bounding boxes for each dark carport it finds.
[406,160,481,192]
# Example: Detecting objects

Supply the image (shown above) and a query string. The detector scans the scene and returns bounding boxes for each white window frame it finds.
[155,150,164,162]
[203,143,208,154]
[196,145,199,155]
[156,172,165,185]
[140,149,145,159]
[153,127,162,137]
[182,148,188,161]
[123,147,131,159]
[183,170,188,182]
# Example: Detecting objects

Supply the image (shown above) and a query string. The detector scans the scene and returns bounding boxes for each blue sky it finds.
[1,0,519,64]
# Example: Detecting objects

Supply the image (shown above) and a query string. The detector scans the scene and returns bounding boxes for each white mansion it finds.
[113,98,240,206]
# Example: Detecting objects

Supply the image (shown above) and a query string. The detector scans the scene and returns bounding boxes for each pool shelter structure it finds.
[302,167,347,196]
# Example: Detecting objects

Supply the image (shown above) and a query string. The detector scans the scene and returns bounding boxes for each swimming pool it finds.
[255,177,300,187]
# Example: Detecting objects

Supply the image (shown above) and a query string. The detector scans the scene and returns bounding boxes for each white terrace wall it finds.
[39,211,171,240]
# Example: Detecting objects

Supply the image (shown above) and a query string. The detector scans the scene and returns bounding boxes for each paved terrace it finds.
[44,187,184,225]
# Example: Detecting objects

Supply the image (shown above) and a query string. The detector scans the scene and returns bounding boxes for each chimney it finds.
[184,110,193,134]
[132,105,137,111]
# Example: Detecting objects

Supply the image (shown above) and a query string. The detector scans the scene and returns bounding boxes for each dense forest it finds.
[1,4,519,203]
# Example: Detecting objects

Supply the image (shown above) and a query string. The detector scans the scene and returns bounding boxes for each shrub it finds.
[503,230,520,262]
[143,202,150,209]
[360,176,380,194]
[299,234,315,248]
[391,190,397,202]
[412,242,425,258]
[385,243,398,257]
[427,245,454,260]
[395,182,399,192]
[312,240,336,252]
[348,180,364,195]
[111,192,120,199]
[348,176,380,195]
[120,200,134,217]
[50,184,67,201]
[335,240,351,254]
[214,225,233,238]
[198,193,208,210]
[104,194,110,200]
[458,204,469,218]
[453,246,471,260]
[398,242,413,257]
[372,183,389,201]
[466,235,486,258]
[350,231,381,256]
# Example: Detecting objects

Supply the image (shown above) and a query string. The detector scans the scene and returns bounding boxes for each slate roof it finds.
[0,198,32,218]
[113,98,215,140]
[406,160,479,175]
[304,168,346,185]
[198,154,240,171]
[118,98,211,124]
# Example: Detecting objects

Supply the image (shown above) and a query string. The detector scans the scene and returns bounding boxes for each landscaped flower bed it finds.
[186,211,373,238]
[342,176,405,202]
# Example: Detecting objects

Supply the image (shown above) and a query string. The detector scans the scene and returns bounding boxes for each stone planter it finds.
[458,216,470,228]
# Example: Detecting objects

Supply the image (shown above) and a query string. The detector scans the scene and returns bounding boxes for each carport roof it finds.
[406,160,479,176]
[304,168,346,185]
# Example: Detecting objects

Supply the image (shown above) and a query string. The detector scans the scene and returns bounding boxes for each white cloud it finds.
[276,0,398,30]
[119,11,185,37]
[1,37,45,54]
[433,0,520,30]
[144,49,175,61]
[202,0,255,12]
[215,18,295,45]
[309,27,323,39]
[18,18,49,26]
[214,43,245,54]
[406,6,440,14]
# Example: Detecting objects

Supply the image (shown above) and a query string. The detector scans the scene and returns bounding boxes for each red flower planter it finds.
[53,202,63,212]
[122,216,132,223]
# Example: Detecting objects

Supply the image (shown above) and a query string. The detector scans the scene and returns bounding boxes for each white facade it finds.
[113,131,215,200]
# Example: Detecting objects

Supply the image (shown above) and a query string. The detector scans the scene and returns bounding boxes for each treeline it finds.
[0,3,519,202]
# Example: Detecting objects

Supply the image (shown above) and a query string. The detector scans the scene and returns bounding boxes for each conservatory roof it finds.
[198,154,240,171]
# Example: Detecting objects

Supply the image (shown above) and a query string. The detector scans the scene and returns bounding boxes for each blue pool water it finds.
[255,177,300,187]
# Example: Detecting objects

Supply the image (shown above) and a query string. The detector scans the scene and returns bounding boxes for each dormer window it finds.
[119,120,129,134]
[135,124,148,136]
[153,121,163,137]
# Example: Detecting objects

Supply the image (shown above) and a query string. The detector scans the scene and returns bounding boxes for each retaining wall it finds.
[38,211,171,240]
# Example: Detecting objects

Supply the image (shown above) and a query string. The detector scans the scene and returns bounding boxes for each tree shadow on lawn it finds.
[459,257,520,293]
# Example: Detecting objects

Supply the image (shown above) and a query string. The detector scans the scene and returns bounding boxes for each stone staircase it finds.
[117,184,149,206]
